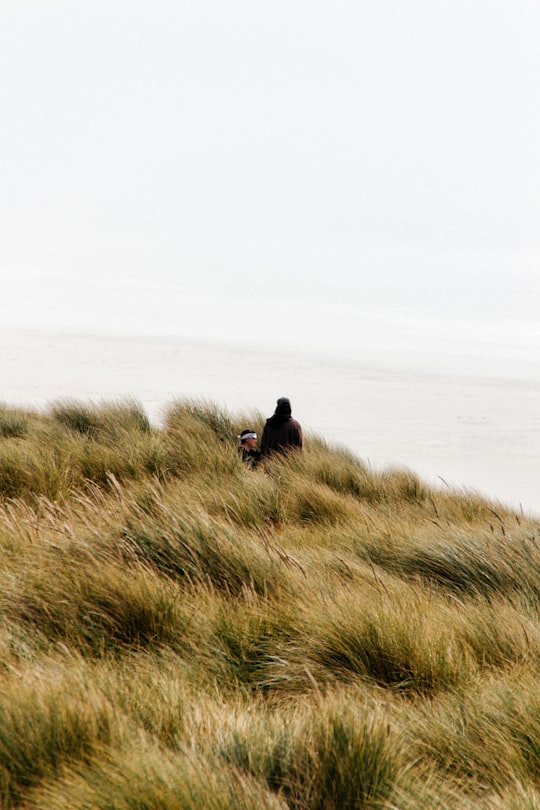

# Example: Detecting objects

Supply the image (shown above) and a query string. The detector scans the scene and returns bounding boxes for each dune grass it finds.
[0,397,538,808]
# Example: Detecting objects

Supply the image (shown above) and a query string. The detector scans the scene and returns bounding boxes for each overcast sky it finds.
[1,0,539,366]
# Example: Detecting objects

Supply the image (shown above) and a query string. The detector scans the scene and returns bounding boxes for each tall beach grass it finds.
[0,398,538,808]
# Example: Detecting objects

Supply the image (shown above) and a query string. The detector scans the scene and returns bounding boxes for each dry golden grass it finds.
[0,398,538,808]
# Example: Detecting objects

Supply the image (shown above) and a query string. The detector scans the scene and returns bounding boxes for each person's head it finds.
[239,429,257,449]
[274,397,292,416]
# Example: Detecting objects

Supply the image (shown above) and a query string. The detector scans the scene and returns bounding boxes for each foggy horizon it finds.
[2,1,539,355]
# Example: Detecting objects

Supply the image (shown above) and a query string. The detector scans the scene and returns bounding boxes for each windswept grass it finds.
[117,485,284,597]
[0,669,119,807]
[217,699,401,809]
[51,398,150,438]
[0,404,29,438]
[0,398,538,808]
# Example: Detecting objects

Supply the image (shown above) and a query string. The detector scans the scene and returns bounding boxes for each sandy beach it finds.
[2,327,538,516]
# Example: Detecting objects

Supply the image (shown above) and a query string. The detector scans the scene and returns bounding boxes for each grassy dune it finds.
[0,398,539,809]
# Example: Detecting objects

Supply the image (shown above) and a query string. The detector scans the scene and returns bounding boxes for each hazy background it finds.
[1,1,539,511]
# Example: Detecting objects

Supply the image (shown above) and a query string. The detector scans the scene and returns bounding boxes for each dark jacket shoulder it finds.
[260,415,303,458]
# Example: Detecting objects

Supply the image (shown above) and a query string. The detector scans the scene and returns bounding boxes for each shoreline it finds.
[1,326,539,516]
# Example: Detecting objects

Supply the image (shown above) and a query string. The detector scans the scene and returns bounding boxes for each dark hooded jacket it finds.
[260,402,303,459]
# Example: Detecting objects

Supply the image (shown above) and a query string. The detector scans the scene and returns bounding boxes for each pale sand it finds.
[1,327,538,516]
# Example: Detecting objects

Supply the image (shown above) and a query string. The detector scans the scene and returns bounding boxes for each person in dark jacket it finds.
[260,397,303,459]
[238,429,260,468]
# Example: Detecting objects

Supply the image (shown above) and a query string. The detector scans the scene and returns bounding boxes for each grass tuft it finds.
[0,404,29,438]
